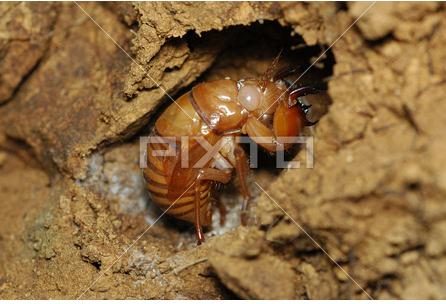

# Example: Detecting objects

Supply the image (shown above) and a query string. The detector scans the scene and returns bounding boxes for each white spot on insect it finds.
[209,112,221,128]
[238,84,261,111]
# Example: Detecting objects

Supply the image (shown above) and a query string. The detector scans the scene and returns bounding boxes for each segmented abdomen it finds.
[144,139,212,225]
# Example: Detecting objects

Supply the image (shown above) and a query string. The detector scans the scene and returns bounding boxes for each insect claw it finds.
[240,196,252,226]
[298,101,312,114]
[196,230,205,245]
[297,102,318,126]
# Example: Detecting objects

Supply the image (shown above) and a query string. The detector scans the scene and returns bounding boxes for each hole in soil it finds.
[85,21,335,250]
[91,260,102,270]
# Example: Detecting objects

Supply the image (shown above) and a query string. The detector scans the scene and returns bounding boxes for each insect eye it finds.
[237,84,261,111]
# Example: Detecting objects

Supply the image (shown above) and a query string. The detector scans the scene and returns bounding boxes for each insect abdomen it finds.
[145,142,212,224]
[144,92,213,225]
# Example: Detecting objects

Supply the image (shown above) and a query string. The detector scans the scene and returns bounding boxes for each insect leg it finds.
[288,86,318,108]
[194,180,205,245]
[198,168,232,184]
[289,86,329,126]
[194,168,232,244]
[216,199,227,226]
[244,117,279,153]
[234,144,252,226]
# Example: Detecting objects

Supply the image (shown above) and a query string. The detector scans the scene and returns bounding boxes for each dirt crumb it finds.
[210,253,296,299]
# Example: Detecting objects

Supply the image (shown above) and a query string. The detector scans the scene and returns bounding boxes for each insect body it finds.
[144,64,328,244]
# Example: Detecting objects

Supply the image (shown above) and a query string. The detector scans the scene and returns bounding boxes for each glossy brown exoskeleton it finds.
[143,60,329,244]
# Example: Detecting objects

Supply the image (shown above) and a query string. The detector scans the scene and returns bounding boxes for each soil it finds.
[1,1,446,300]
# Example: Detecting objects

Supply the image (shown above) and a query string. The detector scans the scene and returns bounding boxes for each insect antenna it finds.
[261,48,284,90]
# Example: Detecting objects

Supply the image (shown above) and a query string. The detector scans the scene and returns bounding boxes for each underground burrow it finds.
[79,20,335,251]
[3,2,446,300]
